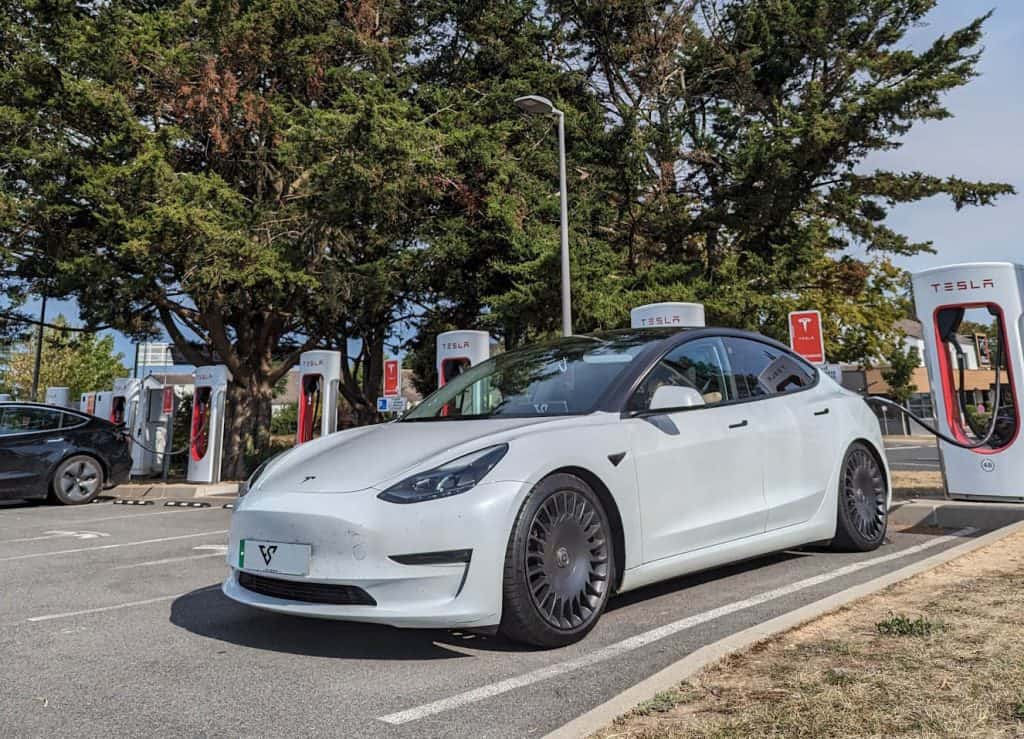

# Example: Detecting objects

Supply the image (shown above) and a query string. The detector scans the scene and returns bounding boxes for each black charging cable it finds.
[865,339,1004,450]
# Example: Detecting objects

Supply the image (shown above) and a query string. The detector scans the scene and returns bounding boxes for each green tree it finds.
[881,342,920,405]
[537,0,1014,352]
[2,315,126,400]
[0,0,454,475]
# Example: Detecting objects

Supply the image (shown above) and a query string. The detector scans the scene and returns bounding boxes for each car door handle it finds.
[45,438,65,443]
[728,420,748,429]
[813,408,830,416]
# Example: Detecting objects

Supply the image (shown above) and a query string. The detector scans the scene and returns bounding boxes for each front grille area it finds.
[238,572,377,606]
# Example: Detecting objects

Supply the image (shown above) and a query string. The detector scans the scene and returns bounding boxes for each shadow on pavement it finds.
[170,585,494,660]
[171,553,822,658]
[0,499,47,510]
[607,550,809,613]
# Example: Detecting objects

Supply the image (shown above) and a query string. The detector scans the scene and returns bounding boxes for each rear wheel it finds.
[50,455,104,505]
[831,443,887,552]
[500,474,614,648]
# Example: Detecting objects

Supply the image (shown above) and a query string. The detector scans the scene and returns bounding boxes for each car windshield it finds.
[404,332,668,420]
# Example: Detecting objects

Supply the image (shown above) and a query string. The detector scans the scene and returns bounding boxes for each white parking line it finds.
[113,545,228,570]
[27,594,189,623]
[0,530,229,563]
[0,530,110,545]
[378,528,976,725]
[885,445,926,450]
[49,506,223,526]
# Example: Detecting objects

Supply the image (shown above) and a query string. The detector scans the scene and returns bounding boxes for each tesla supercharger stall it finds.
[93,391,113,422]
[436,330,491,388]
[80,392,96,415]
[911,262,1024,502]
[45,387,71,408]
[141,379,173,477]
[296,350,341,445]
[436,330,491,417]
[630,302,707,329]
[187,365,231,484]
[110,378,141,426]
[111,377,150,476]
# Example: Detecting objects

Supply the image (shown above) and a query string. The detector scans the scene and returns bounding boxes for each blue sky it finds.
[865,1,1023,270]
[30,0,1024,369]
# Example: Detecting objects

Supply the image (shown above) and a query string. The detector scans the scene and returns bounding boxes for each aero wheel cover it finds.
[60,459,101,501]
[525,490,610,630]
[843,448,886,540]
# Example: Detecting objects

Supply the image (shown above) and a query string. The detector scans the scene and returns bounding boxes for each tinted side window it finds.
[0,407,63,434]
[61,413,88,428]
[629,338,733,411]
[723,338,816,399]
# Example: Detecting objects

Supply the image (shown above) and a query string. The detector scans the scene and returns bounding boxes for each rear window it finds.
[723,337,817,399]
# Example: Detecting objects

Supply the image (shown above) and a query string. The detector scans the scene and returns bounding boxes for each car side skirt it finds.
[618,514,836,594]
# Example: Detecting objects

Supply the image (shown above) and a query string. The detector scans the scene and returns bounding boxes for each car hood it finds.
[255,417,569,493]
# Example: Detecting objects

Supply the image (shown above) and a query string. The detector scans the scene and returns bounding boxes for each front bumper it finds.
[222,479,529,629]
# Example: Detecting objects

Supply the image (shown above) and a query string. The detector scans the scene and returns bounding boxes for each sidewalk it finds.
[105,480,239,501]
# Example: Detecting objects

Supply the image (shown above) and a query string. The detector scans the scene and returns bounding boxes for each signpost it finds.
[383,358,401,398]
[376,396,406,414]
[788,310,826,365]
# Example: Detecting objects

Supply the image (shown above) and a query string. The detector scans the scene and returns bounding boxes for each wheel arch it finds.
[545,465,626,592]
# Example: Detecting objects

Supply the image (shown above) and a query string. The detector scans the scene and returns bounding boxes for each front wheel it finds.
[499,474,614,648]
[50,455,104,505]
[831,442,887,552]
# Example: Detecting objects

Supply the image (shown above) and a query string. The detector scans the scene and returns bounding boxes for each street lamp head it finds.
[514,95,558,116]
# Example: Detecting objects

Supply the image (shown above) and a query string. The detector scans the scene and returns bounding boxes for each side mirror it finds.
[649,385,706,412]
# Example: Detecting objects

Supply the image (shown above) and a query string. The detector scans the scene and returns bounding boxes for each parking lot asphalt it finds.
[0,493,985,738]
[884,437,940,472]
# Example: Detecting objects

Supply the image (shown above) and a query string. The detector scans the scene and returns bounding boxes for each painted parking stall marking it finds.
[26,594,191,623]
[113,545,229,570]
[378,528,976,725]
[0,530,229,563]
[0,530,111,545]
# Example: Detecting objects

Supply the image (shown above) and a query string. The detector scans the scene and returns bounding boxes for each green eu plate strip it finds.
[238,539,245,568]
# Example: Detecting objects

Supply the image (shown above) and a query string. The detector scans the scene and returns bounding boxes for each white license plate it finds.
[239,539,311,576]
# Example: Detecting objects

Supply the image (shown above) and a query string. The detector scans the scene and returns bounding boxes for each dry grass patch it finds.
[891,470,945,499]
[597,529,1024,739]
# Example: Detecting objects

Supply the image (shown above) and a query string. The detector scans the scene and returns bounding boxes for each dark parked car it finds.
[0,402,132,504]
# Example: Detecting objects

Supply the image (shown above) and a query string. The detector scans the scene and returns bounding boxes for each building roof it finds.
[895,318,923,339]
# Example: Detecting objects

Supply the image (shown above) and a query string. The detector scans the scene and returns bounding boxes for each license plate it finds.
[238,539,311,576]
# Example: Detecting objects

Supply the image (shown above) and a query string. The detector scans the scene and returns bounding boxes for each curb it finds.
[545,519,1024,739]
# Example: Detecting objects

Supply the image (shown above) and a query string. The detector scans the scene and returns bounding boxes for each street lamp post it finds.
[30,294,47,401]
[514,95,572,336]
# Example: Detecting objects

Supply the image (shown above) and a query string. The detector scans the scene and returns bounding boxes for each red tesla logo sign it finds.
[788,310,825,364]
[383,359,401,397]
[162,387,174,414]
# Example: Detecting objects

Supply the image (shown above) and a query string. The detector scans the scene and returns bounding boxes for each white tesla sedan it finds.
[224,328,890,646]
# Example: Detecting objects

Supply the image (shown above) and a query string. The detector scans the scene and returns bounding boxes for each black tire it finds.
[831,442,888,552]
[499,473,614,648]
[50,455,104,505]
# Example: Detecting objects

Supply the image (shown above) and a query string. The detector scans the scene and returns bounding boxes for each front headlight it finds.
[377,444,509,504]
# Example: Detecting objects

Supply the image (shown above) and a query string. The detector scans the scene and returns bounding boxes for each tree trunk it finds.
[221,375,274,480]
